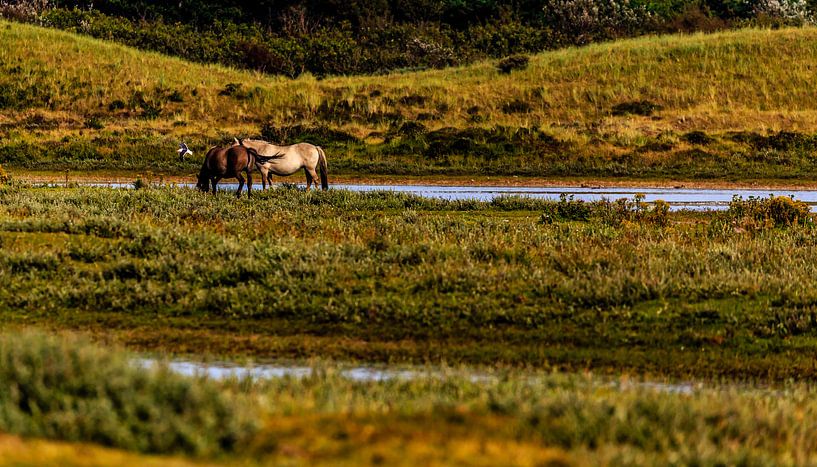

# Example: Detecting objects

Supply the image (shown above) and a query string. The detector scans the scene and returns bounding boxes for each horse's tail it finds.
[317,146,329,190]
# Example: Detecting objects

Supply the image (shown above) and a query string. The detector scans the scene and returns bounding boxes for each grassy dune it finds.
[4,21,817,179]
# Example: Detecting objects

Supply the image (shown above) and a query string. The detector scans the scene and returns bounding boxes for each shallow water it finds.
[77,181,817,212]
[135,358,700,394]
[135,358,474,383]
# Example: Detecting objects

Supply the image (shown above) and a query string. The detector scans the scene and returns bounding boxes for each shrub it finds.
[682,130,714,145]
[0,163,9,185]
[664,4,731,33]
[611,100,662,116]
[502,98,533,114]
[497,54,529,74]
[395,120,427,137]
[133,175,146,189]
[0,0,51,22]
[0,332,259,455]
[594,194,670,226]
[753,0,814,25]
[540,194,592,223]
[236,40,305,78]
[726,195,811,229]
[542,0,655,44]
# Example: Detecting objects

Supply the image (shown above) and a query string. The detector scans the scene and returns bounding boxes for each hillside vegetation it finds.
[4,21,817,179]
[11,0,810,77]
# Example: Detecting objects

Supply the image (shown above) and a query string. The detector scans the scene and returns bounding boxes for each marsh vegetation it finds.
[1,184,817,380]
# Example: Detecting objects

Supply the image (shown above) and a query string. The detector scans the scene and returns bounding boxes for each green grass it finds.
[6,331,817,465]
[0,332,258,456]
[3,183,817,380]
[5,21,817,179]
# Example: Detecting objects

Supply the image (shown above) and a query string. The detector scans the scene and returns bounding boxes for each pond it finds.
[78,182,817,212]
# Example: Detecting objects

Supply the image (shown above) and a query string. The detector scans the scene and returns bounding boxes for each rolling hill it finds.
[3,21,817,180]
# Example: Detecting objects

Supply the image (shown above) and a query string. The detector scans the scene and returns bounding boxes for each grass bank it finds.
[2,183,817,380]
[5,22,817,180]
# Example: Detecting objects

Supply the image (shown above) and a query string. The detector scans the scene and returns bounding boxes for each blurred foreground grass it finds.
[2,332,817,465]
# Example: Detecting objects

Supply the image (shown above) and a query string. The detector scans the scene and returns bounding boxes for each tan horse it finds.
[197,144,257,197]
[234,138,328,190]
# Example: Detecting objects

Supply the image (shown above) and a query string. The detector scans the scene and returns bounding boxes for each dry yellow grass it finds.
[0,433,212,467]
[5,21,817,180]
[7,22,817,136]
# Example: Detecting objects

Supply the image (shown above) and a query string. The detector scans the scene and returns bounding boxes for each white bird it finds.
[177,142,193,161]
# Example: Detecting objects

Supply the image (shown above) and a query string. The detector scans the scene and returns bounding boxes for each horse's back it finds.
[288,142,321,163]
[226,145,253,176]
[204,146,229,174]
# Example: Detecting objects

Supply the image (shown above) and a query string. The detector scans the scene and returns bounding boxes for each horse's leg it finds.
[246,168,252,198]
[211,177,221,195]
[304,168,313,190]
[267,171,273,188]
[236,173,245,198]
[259,166,268,190]
[306,167,320,191]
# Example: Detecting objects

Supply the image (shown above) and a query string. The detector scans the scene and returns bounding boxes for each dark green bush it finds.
[538,194,669,225]
[84,116,104,129]
[682,130,714,145]
[497,54,529,74]
[611,100,663,116]
[0,332,259,455]
[540,194,592,223]
[593,195,670,226]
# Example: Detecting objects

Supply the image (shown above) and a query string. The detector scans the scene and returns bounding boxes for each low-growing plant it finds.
[132,175,146,189]
[611,100,663,116]
[725,194,812,229]
[497,54,529,74]
[0,163,9,185]
[0,332,259,455]
[541,194,592,222]
[84,116,104,129]
[681,130,714,145]
[594,194,670,226]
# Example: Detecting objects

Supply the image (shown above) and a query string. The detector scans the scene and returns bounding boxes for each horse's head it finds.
[177,142,193,162]
[195,169,209,192]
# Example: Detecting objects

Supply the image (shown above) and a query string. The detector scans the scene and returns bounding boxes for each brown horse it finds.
[196,144,258,197]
